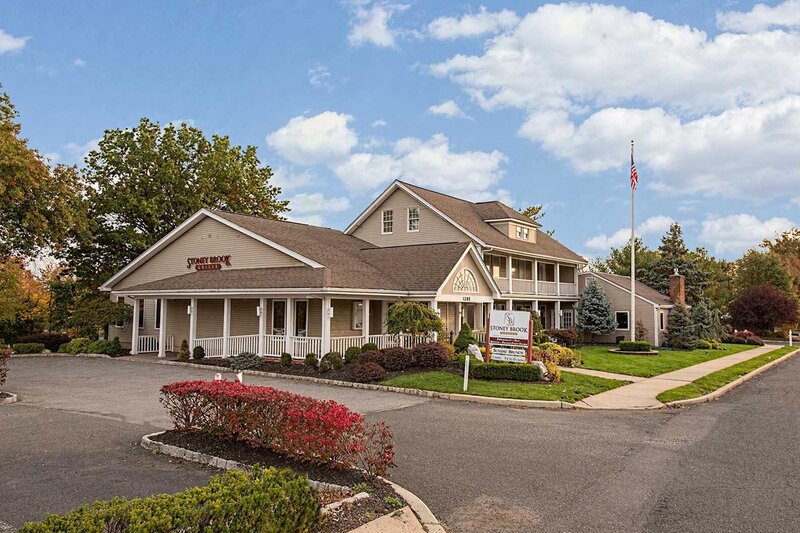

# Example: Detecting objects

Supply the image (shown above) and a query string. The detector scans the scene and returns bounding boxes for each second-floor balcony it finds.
[492,277,578,297]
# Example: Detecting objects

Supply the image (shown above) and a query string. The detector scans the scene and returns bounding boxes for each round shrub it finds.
[17,333,71,353]
[192,345,205,360]
[695,339,713,350]
[361,342,379,352]
[318,358,332,373]
[453,323,477,353]
[61,337,91,355]
[412,342,450,368]
[230,352,262,372]
[359,349,385,366]
[304,352,318,368]
[544,361,561,382]
[87,339,115,355]
[344,346,361,364]
[11,342,45,354]
[382,347,413,370]
[441,342,456,362]
[280,352,292,367]
[350,362,387,383]
[324,351,344,370]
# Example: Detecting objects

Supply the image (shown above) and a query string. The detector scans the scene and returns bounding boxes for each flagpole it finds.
[630,140,636,342]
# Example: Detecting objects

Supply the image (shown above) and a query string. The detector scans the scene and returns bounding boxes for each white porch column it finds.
[555,263,561,296]
[362,299,370,345]
[222,297,231,357]
[381,300,388,333]
[158,298,168,358]
[534,261,539,296]
[131,298,140,355]
[321,297,331,356]
[555,300,561,329]
[258,297,267,356]
[428,300,438,341]
[189,298,197,353]
[507,255,513,294]
[653,307,660,346]
[286,297,295,356]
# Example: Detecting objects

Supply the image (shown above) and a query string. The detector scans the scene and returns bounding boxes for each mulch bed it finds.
[152,430,400,533]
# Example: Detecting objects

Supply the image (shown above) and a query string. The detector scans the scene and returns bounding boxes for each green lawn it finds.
[381,370,629,403]
[578,343,757,378]
[656,346,798,403]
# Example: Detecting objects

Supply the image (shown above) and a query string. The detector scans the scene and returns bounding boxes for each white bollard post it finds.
[463,354,470,392]
[214,373,222,381]
[790,330,793,347]
[236,371,243,383]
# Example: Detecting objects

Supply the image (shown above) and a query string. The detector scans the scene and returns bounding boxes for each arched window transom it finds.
[453,268,479,293]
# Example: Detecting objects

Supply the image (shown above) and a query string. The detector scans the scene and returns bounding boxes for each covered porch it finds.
[128,295,434,359]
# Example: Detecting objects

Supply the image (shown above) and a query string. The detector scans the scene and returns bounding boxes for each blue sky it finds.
[2,0,799,261]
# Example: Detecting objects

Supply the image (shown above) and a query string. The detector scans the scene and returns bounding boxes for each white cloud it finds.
[347,1,407,47]
[0,29,28,54]
[288,192,350,213]
[266,111,358,165]
[428,6,519,40]
[431,2,800,201]
[272,166,315,191]
[585,215,674,251]
[427,100,469,119]
[333,133,507,199]
[699,214,796,256]
[73,58,87,68]
[42,152,60,164]
[308,64,332,88]
[64,138,100,163]
[371,119,387,127]
[287,214,325,226]
[717,0,800,32]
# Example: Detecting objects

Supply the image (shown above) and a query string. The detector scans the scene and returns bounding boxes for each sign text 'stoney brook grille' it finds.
[186,255,232,271]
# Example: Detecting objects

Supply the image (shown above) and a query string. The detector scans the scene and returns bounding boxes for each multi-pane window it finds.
[295,300,308,337]
[273,300,286,335]
[562,310,574,328]
[407,207,420,232]
[352,302,363,330]
[615,311,629,330]
[515,225,530,240]
[154,300,161,329]
[382,210,393,234]
[483,254,507,278]
[511,258,533,280]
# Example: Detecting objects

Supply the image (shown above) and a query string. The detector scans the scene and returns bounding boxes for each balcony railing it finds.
[559,282,578,296]
[537,280,558,295]
[495,277,509,292]
[512,278,535,294]
[493,276,578,296]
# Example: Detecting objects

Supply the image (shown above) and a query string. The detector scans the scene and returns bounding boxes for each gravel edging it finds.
[665,347,800,408]
[119,357,575,410]
[0,392,18,405]
[141,431,446,532]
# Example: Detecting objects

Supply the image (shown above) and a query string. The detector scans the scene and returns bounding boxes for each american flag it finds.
[630,146,639,190]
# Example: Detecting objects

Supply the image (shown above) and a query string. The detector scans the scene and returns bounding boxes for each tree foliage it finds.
[666,303,696,349]
[454,322,477,352]
[61,118,289,288]
[734,250,792,296]
[0,86,82,259]
[691,299,715,340]
[729,284,798,333]
[592,237,659,277]
[639,223,707,305]
[0,260,51,342]
[761,228,800,300]
[385,301,444,338]
[576,278,616,342]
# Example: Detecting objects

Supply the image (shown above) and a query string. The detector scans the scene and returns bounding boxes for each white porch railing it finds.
[330,336,364,354]
[228,334,259,356]
[194,337,224,357]
[368,333,431,349]
[473,329,486,344]
[289,336,322,359]
[537,280,558,295]
[137,335,173,353]
[263,335,287,356]
[558,282,578,296]
[512,278,535,294]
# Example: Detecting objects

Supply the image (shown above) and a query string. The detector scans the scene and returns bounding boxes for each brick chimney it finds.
[669,269,685,305]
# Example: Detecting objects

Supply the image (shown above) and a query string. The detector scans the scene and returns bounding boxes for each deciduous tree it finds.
[729,284,798,334]
[385,301,445,338]
[733,250,792,295]
[593,237,659,277]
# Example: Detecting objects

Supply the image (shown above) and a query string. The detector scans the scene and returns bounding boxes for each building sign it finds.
[490,346,527,363]
[186,255,232,271]
[488,310,530,345]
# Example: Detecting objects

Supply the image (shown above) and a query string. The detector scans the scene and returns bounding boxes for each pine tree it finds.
[454,322,477,352]
[691,300,715,340]
[666,303,696,349]
[576,278,616,343]
[639,223,708,305]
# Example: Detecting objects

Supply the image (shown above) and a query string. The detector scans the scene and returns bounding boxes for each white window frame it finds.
[138,299,145,329]
[154,299,161,329]
[381,209,393,235]
[453,268,479,293]
[562,309,574,328]
[407,206,420,232]
[352,301,364,330]
[294,299,309,337]
[615,311,629,331]
[272,299,286,336]
[516,226,522,239]
[523,227,529,240]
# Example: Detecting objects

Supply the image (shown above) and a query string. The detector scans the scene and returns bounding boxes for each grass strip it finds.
[656,346,798,403]
[381,370,629,403]
[578,343,756,378]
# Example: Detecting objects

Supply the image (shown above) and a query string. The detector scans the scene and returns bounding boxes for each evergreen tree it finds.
[691,300,715,340]
[576,278,616,343]
[454,322,477,352]
[640,223,707,305]
[666,303,696,349]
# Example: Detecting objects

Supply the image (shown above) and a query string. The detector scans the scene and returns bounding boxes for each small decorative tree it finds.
[729,284,799,335]
[666,303,696,349]
[576,278,616,343]
[691,300,715,340]
[385,301,445,340]
[635,320,648,342]
[453,322,477,353]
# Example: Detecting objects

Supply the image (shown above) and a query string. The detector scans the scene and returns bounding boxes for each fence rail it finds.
[194,337,224,357]
[228,334,259,356]
[288,336,322,359]
[137,335,173,354]
[330,336,364,354]
[368,334,431,350]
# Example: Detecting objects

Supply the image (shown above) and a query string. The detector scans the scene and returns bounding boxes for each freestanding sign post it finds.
[486,310,533,364]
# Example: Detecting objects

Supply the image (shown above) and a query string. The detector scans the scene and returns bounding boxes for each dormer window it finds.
[382,210,393,234]
[515,225,530,240]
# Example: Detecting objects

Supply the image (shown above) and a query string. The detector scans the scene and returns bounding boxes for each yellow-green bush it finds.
[535,342,581,368]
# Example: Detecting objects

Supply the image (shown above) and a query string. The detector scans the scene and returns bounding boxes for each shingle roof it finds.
[581,272,674,306]
[123,212,473,293]
[398,182,586,263]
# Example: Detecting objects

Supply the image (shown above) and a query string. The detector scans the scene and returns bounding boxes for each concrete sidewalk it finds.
[576,344,781,409]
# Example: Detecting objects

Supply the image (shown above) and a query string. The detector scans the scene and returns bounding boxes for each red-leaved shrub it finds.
[350,362,387,383]
[382,347,413,370]
[160,380,395,477]
[412,342,450,368]
[358,350,384,366]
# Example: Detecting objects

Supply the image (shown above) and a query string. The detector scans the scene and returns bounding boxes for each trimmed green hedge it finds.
[19,466,321,533]
[618,341,651,352]
[470,360,542,382]
[12,342,45,354]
